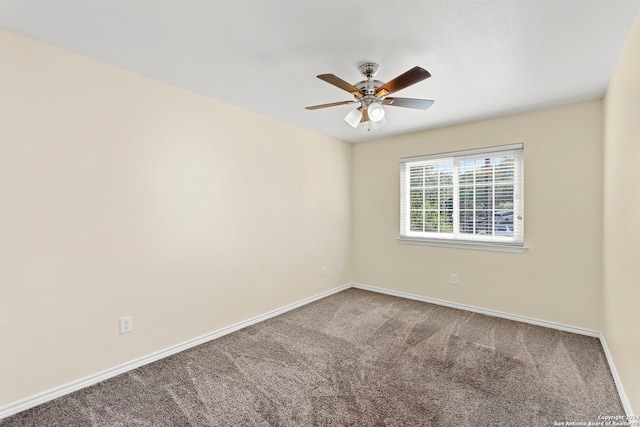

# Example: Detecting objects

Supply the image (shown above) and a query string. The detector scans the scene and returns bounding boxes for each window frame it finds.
[398,144,526,253]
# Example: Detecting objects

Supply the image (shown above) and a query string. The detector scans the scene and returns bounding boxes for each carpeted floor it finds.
[0,288,625,426]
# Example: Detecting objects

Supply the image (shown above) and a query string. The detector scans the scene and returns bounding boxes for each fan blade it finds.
[375,66,431,97]
[305,101,358,110]
[383,97,434,110]
[317,74,364,97]
[360,108,369,123]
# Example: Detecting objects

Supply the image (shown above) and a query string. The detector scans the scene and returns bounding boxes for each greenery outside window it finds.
[399,144,524,252]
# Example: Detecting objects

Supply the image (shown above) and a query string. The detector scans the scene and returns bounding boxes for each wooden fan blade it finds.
[305,100,357,110]
[375,66,431,97]
[360,108,369,123]
[317,74,364,97]
[382,97,435,110]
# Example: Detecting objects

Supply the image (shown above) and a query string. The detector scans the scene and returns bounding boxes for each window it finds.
[399,144,524,252]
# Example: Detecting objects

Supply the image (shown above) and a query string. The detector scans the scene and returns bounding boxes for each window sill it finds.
[397,236,528,253]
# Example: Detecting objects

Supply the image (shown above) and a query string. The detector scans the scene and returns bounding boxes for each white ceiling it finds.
[1,1,639,143]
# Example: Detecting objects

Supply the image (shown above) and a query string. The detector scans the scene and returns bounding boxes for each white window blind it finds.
[400,144,524,248]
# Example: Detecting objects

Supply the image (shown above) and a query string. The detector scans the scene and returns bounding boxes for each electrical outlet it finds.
[120,316,133,334]
[338,263,343,273]
[321,267,327,277]
[450,274,459,285]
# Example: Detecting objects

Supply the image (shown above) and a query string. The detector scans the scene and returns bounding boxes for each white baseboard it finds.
[351,282,634,417]
[599,334,635,417]
[351,282,599,337]
[0,283,352,420]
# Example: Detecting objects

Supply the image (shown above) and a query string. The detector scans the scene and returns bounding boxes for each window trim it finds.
[397,236,528,253]
[398,144,526,252]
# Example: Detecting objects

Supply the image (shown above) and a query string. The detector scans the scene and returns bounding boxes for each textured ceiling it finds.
[1,0,639,143]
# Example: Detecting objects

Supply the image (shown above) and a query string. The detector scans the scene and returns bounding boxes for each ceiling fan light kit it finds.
[367,102,385,122]
[370,116,387,130]
[344,108,363,128]
[306,62,434,131]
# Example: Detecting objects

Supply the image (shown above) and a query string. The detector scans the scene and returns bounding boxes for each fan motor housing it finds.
[355,80,384,96]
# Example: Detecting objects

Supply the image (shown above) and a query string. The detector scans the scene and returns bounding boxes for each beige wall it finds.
[0,29,351,406]
[603,14,640,414]
[352,100,604,330]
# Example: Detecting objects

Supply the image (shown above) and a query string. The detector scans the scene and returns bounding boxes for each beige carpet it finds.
[0,288,625,426]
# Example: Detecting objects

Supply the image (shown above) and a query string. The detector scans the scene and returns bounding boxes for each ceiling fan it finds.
[305,62,434,130]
